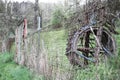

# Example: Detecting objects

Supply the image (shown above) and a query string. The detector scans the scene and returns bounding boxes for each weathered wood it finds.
[95,3,105,64]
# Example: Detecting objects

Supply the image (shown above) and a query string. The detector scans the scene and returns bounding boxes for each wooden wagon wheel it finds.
[66,26,116,67]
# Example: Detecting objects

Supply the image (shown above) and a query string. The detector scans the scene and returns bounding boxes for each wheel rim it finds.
[66,27,116,67]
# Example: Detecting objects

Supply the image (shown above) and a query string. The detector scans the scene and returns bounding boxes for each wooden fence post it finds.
[23,18,27,39]
[23,18,28,65]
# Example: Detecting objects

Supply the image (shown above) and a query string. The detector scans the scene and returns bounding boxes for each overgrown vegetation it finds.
[1,0,120,80]
[0,27,120,80]
[51,6,65,29]
[40,29,120,80]
[0,52,45,80]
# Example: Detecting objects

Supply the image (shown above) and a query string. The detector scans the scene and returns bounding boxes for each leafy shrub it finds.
[51,7,65,29]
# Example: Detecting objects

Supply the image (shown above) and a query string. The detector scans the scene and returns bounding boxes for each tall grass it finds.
[39,29,120,80]
[39,30,72,80]
[1,29,120,80]
[0,52,45,80]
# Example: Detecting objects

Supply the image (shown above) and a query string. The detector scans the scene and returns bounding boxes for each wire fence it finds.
[15,18,74,80]
[15,18,41,71]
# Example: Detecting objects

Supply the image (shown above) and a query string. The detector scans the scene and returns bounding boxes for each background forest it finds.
[0,0,120,80]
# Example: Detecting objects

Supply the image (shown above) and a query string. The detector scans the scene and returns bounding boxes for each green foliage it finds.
[0,28,120,80]
[1,29,120,80]
[41,30,67,57]
[10,67,30,80]
[71,62,120,80]
[51,7,65,28]
[0,52,30,80]
[40,29,120,80]
[0,52,44,80]
[0,65,32,80]
[71,29,120,80]
[0,52,13,63]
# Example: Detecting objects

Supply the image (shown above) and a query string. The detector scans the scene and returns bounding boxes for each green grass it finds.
[40,29,120,80]
[0,52,45,80]
[0,30,69,80]
[0,52,31,80]
[1,29,120,80]
[40,30,68,64]
[40,30,72,80]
